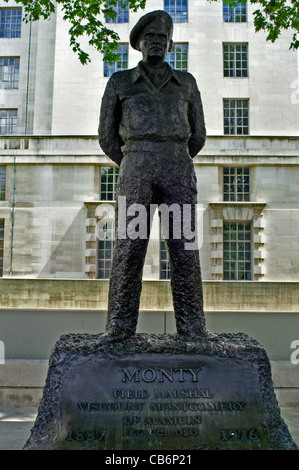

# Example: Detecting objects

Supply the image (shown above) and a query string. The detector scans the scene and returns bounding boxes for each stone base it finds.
[24,332,297,450]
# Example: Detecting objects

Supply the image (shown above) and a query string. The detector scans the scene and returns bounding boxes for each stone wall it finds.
[0,136,298,281]
[0,279,298,360]
[49,1,299,136]
[1,0,298,136]
[0,278,298,312]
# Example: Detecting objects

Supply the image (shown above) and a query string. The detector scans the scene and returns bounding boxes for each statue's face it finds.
[137,20,173,64]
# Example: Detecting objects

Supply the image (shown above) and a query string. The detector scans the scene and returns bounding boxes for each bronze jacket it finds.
[99,62,206,166]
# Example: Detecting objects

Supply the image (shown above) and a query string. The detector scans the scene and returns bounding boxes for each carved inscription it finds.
[62,355,268,449]
[150,401,246,411]
[123,416,202,425]
[122,368,201,383]
[76,400,246,412]
[220,428,259,442]
[77,402,146,412]
[126,427,200,437]
[66,430,106,442]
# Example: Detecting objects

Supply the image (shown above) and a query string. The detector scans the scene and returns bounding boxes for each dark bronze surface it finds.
[99,11,209,339]
[24,333,298,450]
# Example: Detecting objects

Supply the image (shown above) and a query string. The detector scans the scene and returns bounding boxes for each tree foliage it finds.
[2,0,146,64]
[2,0,299,64]
[219,0,299,51]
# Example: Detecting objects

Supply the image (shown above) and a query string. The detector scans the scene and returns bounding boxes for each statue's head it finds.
[130,10,173,64]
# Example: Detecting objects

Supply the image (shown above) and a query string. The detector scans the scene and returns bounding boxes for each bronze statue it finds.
[99,10,212,340]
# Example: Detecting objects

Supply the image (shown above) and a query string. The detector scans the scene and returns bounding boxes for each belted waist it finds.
[121,139,189,154]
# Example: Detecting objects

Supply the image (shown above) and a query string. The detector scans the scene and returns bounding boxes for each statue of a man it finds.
[99,10,212,340]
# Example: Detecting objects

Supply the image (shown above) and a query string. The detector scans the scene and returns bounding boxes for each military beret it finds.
[129,10,173,50]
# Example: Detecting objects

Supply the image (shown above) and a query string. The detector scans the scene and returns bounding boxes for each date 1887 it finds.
[66,430,106,442]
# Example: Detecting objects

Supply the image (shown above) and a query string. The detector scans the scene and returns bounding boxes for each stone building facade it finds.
[0,0,299,373]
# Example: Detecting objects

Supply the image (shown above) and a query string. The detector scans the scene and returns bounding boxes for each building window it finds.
[0,109,17,135]
[210,202,266,281]
[0,57,20,89]
[100,166,119,201]
[223,222,252,280]
[166,44,188,71]
[223,167,250,202]
[223,1,247,22]
[0,8,22,38]
[104,44,128,77]
[223,44,248,77]
[0,167,6,201]
[97,220,114,279]
[223,99,249,135]
[0,219,3,277]
[160,237,170,280]
[164,0,188,22]
[105,1,129,23]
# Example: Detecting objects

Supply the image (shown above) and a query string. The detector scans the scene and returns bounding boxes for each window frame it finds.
[0,8,22,38]
[160,237,170,280]
[223,43,248,78]
[0,219,4,277]
[100,166,119,202]
[105,1,129,23]
[103,44,128,78]
[223,221,252,281]
[97,220,115,279]
[0,109,17,135]
[223,1,247,23]
[223,166,250,202]
[0,57,20,89]
[166,43,188,71]
[223,98,249,135]
[0,167,6,201]
[164,0,188,23]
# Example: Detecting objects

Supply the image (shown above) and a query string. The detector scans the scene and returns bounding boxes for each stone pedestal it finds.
[24,332,297,450]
